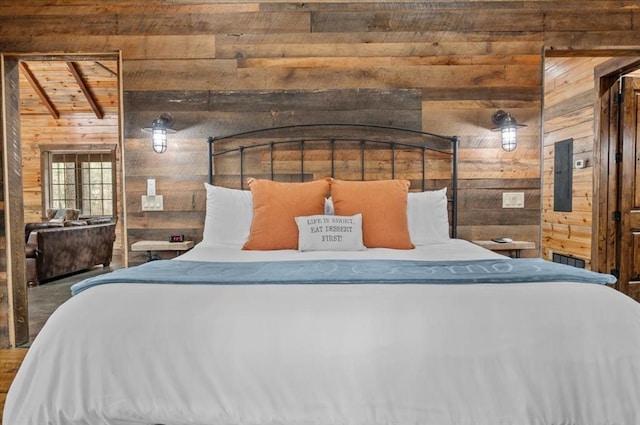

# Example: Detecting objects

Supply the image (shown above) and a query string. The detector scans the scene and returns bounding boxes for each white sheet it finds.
[5,240,640,425]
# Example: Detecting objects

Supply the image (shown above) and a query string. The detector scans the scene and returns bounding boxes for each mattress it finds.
[4,240,640,425]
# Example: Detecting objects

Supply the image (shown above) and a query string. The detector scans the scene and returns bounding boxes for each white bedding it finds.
[179,238,506,263]
[4,239,640,425]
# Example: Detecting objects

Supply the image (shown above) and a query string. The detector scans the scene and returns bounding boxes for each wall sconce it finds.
[491,110,526,152]
[142,113,176,154]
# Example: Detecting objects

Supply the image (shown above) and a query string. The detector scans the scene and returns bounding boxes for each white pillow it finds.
[295,214,366,252]
[407,188,450,245]
[324,197,334,215]
[203,183,253,247]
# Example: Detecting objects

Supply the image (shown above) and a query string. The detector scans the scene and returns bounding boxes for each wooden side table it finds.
[471,240,536,258]
[131,240,194,261]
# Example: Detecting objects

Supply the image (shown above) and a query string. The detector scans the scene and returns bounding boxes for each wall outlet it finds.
[141,195,163,211]
[147,178,156,196]
[503,192,525,208]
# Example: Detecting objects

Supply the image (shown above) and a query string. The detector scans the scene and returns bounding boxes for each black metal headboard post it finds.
[207,136,214,185]
[452,136,460,238]
[206,124,459,237]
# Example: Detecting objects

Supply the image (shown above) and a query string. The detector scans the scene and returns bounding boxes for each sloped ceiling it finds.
[19,60,118,119]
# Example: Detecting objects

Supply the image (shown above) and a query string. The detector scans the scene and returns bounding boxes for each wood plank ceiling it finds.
[18,60,118,118]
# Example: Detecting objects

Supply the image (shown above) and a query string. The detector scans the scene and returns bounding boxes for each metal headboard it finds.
[207,123,459,237]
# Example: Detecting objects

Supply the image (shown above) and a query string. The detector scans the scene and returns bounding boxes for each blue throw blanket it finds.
[71,258,616,296]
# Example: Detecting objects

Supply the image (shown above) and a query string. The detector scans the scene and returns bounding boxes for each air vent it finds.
[552,253,585,269]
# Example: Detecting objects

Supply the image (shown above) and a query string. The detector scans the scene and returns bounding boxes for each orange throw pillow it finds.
[243,178,330,250]
[331,179,414,249]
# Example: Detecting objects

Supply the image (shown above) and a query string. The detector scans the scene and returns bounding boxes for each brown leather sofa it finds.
[25,219,116,285]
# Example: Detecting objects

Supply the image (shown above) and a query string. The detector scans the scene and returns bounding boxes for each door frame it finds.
[593,57,640,281]
[1,52,126,347]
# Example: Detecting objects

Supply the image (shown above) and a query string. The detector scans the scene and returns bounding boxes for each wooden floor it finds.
[0,348,28,420]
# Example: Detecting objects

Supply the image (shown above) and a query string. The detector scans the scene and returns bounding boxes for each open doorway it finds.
[542,51,640,303]
[593,58,640,302]
[1,52,126,347]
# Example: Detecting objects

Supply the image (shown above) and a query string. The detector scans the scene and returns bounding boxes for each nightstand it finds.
[131,240,194,261]
[471,240,535,258]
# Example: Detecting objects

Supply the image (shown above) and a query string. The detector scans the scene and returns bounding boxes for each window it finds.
[43,147,116,218]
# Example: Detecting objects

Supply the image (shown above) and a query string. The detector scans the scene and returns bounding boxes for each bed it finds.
[4,124,640,425]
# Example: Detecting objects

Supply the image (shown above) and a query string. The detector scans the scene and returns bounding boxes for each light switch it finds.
[147,178,156,196]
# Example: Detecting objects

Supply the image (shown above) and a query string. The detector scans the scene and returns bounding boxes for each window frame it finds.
[40,143,117,219]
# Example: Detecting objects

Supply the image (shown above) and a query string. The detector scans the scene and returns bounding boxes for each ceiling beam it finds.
[67,61,104,119]
[95,61,117,77]
[18,61,59,119]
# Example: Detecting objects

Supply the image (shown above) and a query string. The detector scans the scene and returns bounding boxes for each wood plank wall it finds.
[1,1,640,344]
[0,58,8,349]
[542,57,611,268]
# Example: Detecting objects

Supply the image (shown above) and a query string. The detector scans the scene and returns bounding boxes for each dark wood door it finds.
[618,76,640,301]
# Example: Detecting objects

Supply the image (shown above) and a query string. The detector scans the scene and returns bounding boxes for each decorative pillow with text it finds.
[295,214,366,252]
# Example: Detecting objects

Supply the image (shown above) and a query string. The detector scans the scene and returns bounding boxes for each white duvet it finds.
[4,240,640,425]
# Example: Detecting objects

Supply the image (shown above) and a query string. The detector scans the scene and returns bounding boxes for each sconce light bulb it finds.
[492,110,523,152]
[152,127,167,154]
[149,116,171,154]
[501,127,517,152]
